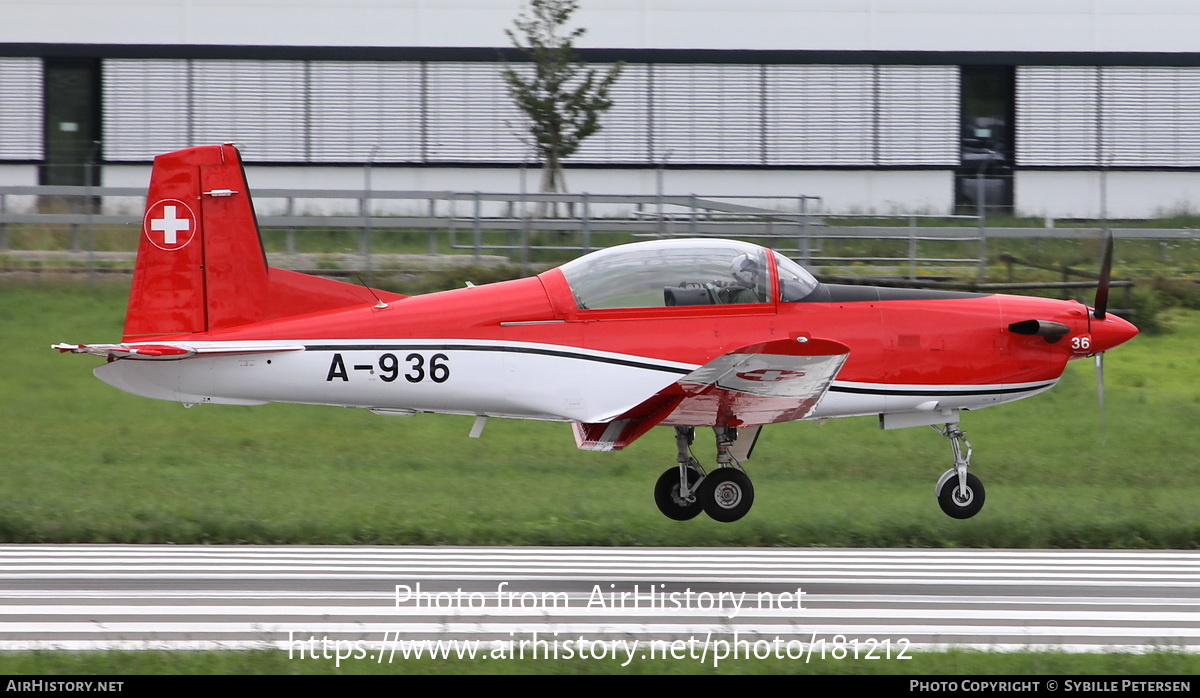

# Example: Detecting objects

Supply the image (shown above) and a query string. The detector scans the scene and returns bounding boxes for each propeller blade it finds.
[1095,351,1107,447]
[1094,231,1114,320]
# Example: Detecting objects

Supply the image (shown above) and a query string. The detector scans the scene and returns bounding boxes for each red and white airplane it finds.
[56,144,1138,522]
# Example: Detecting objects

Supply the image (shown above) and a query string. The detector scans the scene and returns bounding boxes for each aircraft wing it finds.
[573,337,849,451]
[52,342,305,360]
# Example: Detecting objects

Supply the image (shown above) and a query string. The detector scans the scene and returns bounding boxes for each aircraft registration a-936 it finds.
[56,144,1139,523]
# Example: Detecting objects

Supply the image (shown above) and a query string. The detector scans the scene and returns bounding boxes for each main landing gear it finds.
[933,422,985,519]
[654,426,755,523]
[653,421,986,521]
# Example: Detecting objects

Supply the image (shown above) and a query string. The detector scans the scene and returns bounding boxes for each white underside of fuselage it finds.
[94,339,1058,425]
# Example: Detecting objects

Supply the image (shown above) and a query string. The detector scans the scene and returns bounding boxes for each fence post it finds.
[656,186,664,237]
[908,215,917,281]
[0,193,7,251]
[520,204,530,277]
[70,196,81,253]
[976,163,987,281]
[799,195,811,267]
[582,192,591,252]
[443,192,455,260]
[359,186,373,285]
[83,143,99,286]
[472,192,482,263]
[655,153,670,237]
[86,196,97,287]
[362,146,378,283]
[285,197,296,254]
[518,162,528,258]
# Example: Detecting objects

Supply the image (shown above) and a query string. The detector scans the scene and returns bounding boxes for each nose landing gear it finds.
[933,423,985,519]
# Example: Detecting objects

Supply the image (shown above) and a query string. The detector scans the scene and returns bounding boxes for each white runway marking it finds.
[1,546,1197,654]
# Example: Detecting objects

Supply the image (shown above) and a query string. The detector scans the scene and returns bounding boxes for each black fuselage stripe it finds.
[829,382,1055,397]
[303,344,693,375]
[303,344,1053,398]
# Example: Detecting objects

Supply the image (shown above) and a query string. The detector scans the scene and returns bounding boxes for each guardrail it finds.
[3,185,1198,281]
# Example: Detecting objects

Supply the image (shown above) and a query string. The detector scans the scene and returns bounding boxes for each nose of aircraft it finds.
[1091,312,1139,353]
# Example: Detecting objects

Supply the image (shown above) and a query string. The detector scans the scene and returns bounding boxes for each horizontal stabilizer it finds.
[53,342,305,361]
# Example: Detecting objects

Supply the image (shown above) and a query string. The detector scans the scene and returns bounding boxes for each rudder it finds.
[124,144,269,341]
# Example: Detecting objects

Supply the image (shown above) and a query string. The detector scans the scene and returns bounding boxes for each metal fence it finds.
[2,185,1199,282]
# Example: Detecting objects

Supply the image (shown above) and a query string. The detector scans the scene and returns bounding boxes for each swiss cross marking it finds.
[736,369,807,382]
[152,206,190,245]
[143,199,197,251]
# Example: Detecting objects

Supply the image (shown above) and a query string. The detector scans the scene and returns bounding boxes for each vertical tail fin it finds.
[124,144,268,340]
[123,144,404,342]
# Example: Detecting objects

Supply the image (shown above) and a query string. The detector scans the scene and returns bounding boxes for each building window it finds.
[101,58,960,168]
[42,57,100,186]
[0,58,44,160]
[957,65,1014,212]
[1017,66,1200,167]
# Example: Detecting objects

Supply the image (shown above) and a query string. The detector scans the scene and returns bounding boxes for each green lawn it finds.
[1,280,1197,547]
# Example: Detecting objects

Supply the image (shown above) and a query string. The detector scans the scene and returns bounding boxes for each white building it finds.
[3,1,1200,217]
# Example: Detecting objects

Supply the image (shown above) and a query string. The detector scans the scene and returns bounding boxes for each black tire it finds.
[938,472,985,519]
[654,466,705,521]
[699,468,754,523]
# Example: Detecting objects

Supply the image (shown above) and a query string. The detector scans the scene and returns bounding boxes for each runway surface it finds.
[1,546,1197,657]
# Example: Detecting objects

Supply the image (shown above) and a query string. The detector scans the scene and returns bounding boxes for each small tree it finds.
[502,0,623,211]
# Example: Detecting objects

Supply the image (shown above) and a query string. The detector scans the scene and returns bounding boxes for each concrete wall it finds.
[8,2,1200,218]
[1015,170,1200,219]
[4,1,1200,53]
[0,165,37,187]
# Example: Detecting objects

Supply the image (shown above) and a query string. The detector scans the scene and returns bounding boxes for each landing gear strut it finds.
[933,423,985,519]
[653,426,755,523]
[653,428,706,521]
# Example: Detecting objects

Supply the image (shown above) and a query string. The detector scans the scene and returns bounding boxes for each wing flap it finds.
[572,390,684,452]
[671,337,850,426]
[572,337,849,451]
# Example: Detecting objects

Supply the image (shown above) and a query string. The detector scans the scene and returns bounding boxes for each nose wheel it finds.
[933,423,986,519]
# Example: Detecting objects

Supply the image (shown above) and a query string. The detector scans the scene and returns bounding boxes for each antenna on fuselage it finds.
[354,274,390,309]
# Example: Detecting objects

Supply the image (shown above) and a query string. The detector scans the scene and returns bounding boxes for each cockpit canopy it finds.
[557,239,819,310]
